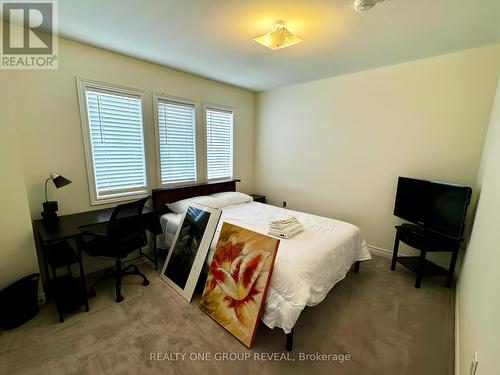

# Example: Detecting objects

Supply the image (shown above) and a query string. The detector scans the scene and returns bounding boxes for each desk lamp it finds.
[41,172,72,222]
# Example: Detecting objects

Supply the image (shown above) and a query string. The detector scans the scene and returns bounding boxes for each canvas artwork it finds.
[200,222,280,348]
[160,203,222,302]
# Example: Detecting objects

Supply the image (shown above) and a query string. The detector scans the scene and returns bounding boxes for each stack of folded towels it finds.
[268,216,304,239]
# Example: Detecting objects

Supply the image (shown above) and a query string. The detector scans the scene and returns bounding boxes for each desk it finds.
[34,206,155,243]
[33,206,159,291]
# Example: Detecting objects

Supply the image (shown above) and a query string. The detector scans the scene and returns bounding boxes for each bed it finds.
[152,180,371,349]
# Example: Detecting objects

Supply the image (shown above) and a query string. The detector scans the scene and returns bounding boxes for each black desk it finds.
[34,206,155,243]
[33,206,158,291]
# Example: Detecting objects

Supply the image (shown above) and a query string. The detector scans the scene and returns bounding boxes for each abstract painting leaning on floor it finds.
[200,223,280,348]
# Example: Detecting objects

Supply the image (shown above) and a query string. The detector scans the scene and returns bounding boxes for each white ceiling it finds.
[58,0,500,92]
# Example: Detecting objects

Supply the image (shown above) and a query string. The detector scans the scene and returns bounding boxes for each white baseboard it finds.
[367,245,392,258]
[367,244,420,259]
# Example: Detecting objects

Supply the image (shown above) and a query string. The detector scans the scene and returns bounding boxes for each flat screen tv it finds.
[394,177,472,239]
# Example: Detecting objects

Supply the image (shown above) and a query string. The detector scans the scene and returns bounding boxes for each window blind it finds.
[157,100,196,184]
[85,89,147,198]
[206,107,233,180]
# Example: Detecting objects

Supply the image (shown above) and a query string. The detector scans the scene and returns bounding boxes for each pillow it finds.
[166,196,222,214]
[210,191,253,207]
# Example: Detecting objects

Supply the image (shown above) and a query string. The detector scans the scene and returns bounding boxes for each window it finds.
[154,96,197,185]
[77,79,148,204]
[205,106,233,180]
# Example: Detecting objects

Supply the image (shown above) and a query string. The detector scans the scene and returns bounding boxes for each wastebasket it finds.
[0,273,40,330]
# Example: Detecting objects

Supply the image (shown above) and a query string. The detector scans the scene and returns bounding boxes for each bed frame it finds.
[152,179,240,216]
[151,178,360,351]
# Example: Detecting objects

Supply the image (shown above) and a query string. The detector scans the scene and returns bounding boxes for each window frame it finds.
[203,103,234,181]
[76,77,149,206]
[153,93,200,187]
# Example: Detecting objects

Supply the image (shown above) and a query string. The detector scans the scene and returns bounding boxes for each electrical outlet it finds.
[38,293,46,306]
[470,352,479,375]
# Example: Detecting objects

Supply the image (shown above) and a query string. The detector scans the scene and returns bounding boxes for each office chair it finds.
[78,197,150,302]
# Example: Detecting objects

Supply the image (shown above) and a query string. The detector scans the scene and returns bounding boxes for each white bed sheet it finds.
[160,202,371,333]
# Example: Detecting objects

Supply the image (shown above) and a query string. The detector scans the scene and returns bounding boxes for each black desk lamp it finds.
[41,172,72,222]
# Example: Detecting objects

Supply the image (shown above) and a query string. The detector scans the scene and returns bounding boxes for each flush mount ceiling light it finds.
[354,0,377,12]
[253,20,302,50]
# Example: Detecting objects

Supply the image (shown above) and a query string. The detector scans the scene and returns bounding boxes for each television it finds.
[394,177,472,239]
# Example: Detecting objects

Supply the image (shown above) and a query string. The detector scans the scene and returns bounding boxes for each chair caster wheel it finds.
[143,279,150,286]
[116,295,124,303]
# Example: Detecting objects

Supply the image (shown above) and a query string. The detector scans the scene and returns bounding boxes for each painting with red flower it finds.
[200,222,280,348]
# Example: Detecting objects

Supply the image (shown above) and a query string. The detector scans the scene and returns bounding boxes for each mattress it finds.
[160,202,371,333]
[158,212,183,250]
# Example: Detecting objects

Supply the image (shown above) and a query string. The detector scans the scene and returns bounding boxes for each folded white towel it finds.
[268,225,304,239]
[268,216,304,239]
[269,222,303,232]
[271,216,298,225]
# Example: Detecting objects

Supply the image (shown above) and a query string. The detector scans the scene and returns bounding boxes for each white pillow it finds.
[210,191,253,207]
[166,196,222,214]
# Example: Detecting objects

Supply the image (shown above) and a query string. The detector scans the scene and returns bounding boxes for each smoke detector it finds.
[354,0,376,12]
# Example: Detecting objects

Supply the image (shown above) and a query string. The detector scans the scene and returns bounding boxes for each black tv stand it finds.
[391,224,461,288]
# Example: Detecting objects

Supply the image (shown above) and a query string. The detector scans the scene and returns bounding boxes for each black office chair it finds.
[78,197,150,302]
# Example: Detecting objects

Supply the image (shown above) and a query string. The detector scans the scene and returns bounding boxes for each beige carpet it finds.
[0,255,454,375]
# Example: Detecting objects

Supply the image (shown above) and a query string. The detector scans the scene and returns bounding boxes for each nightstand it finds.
[250,194,266,203]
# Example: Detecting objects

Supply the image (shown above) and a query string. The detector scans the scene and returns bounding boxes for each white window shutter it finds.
[157,100,197,184]
[85,89,147,198]
[206,107,233,180]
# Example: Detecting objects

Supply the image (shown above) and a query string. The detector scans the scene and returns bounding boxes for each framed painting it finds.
[160,203,222,302]
[200,222,280,348]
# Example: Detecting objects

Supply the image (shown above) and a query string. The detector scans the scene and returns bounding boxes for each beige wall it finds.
[456,78,500,375]
[6,37,255,219]
[254,44,500,258]
[0,75,39,290]
[1,36,255,288]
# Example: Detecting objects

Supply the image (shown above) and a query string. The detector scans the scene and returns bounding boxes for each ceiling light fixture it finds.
[354,0,377,12]
[253,20,302,50]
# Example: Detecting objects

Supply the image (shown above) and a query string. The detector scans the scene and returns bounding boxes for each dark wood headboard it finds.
[152,179,240,216]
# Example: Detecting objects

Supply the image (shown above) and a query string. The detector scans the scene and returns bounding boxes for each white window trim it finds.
[76,77,149,205]
[203,102,234,182]
[153,93,200,187]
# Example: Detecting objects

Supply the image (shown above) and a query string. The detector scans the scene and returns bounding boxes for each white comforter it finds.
[160,202,371,333]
